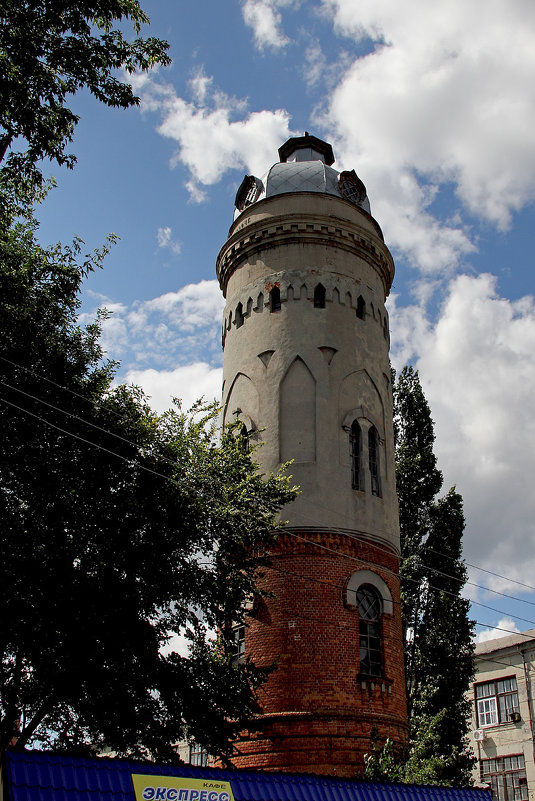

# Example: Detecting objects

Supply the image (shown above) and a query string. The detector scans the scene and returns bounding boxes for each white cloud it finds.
[240,0,297,51]
[84,280,224,374]
[124,363,223,414]
[476,618,520,644]
[136,70,293,201]
[302,39,352,91]
[188,68,213,105]
[389,273,535,589]
[157,226,182,255]
[318,0,535,274]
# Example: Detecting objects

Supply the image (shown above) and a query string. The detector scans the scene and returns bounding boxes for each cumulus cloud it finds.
[389,273,535,590]
[302,39,352,91]
[156,226,181,255]
[124,363,223,414]
[83,280,224,383]
[136,68,293,201]
[476,618,520,644]
[318,0,535,274]
[240,0,297,51]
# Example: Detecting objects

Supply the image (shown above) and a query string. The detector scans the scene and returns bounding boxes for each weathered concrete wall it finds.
[217,192,399,553]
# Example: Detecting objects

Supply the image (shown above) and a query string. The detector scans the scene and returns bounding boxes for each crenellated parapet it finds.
[221,270,390,349]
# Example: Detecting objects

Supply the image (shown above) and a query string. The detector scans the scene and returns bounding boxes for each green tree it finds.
[0,0,170,185]
[0,196,296,759]
[390,366,475,785]
[365,713,469,786]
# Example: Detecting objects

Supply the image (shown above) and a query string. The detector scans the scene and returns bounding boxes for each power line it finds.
[3,392,535,647]
[4,385,535,632]
[3,353,535,601]
[0,378,165,458]
[305,496,535,608]
[0,395,183,489]
[283,531,535,630]
[258,560,535,644]
[3,358,535,630]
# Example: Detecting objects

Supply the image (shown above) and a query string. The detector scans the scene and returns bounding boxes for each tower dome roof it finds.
[234,134,371,219]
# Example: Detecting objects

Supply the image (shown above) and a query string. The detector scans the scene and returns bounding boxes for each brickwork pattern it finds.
[233,530,408,776]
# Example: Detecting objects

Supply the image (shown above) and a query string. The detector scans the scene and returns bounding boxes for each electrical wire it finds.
[304,495,535,608]
[283,530,535,630]
[3,361,535,635]
[3,354,534,603]
[0,395,183,489]
[3,384,535,635]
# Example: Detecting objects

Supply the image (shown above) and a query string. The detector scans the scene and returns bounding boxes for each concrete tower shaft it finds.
[216,136,408,775]
[218,192,398,552]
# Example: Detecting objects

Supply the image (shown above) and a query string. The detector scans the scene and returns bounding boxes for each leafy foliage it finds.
[0,0,170,186]
[366,366,475,785]
[365,712,469,786]
[0,0,287,762]
[0,191,296,759]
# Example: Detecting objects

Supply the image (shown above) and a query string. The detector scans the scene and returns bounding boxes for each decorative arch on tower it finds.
[346,570,393,615]
[280,356,316,463]
[223,372,260,447]
[346,570,393,678]
[339,370,387,492]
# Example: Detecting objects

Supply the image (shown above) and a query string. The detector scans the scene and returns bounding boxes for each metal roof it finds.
[475,628,535,656]
[3,751,490,801]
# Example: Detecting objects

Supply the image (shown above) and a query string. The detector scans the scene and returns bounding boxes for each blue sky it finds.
[33,0,535,640]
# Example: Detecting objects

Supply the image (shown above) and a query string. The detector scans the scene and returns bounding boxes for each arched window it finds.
[368,426,380,496]
[239,423,249,453]
[235,302,244,328]
[356,584,382,676]
[314,283,326,308]
[349,420,361,490]
[270,286,281,312]
[356,295,366,320]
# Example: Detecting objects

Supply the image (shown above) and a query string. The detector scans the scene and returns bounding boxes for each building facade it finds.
[470,629,535,801]
[216,134,408,775]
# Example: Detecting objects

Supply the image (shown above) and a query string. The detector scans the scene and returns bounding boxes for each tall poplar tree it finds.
[393,366,475,785]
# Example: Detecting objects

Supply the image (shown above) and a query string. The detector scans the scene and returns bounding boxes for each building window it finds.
[356,584,382,677]
[356,295,366,320]
[189,743,209,766]
[476,677,519,727]
[368,426,380,496]
[239,423,249,453]
[314,283,326,308]
[349,420,361,490]
[270,286,281,312]
[230,623,246,664]
[235,175,261,211]
[338,170,367,207]
[235,302,244,328]
[481,755,528,801]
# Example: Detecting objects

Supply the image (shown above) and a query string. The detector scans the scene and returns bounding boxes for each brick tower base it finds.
[232,530,408,776]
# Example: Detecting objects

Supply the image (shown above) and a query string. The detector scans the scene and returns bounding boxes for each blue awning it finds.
[2,751,490,801]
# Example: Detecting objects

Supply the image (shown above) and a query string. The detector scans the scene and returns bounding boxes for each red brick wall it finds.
[232,530,408,776]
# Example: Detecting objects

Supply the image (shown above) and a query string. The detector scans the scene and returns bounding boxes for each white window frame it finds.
[477,696,499,727]
[476,677,519,728]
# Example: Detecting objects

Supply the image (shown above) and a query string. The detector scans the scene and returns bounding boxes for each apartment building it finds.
[470,629,535,801]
